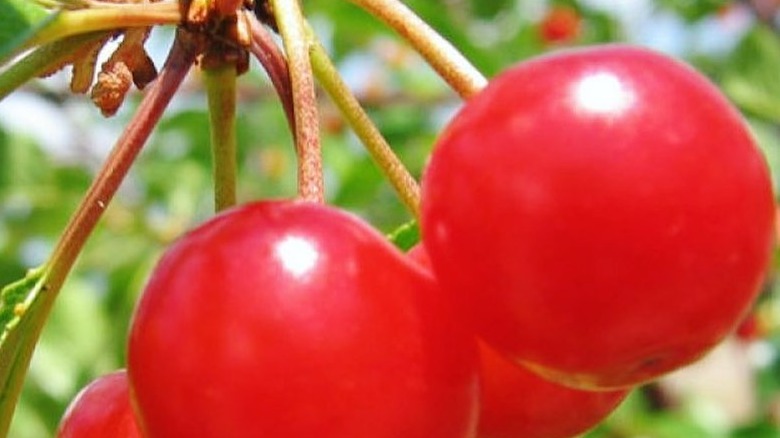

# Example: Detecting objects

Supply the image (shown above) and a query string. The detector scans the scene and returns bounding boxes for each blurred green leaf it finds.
[13,275,117,435]
[469,0,511,20]
[0,267,47,437]
[722,26,780,123]
[748,118,780,193]
[0,269,44,345]
[732,420,780,438]
[656,0,728,22]
[0,0,56,63]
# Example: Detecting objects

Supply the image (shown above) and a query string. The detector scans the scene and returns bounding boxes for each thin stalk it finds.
[269,0,323,203]
[36,0,88,8]
[0,31,109,100]
[203,64,239,212]
[20,2,181,55]
[307,27,420,219]
[247,15,295,132]
[47,30,198,287]
[347,0,486,99]
[0,29,200,437]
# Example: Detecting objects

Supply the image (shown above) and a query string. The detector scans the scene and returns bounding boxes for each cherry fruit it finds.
[421,45,775,389]
[409,244,629,438]
[128,200,479,437]
[476,343,627,438]
[56,370,141,438]
[539,6,581,45]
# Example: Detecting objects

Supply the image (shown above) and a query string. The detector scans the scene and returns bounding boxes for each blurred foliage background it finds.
[1,0,780,436]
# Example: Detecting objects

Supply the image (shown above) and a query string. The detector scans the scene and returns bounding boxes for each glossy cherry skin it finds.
[128,200,479,438]
[421,45,775,389]
[409,245,628,438]
[476,343,627,438]
[56,370,142,438]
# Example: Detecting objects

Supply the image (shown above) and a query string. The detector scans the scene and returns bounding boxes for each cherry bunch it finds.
[58,43,774,438]
[0,0,774,437]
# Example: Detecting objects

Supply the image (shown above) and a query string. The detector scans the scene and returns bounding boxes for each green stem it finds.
[204,64,239,212]
[270,0,323,203]
[21,2,181,55]
[0,29,200,437]
[0,31,109,101]
[347,0,487,99]
[307,27,421,220]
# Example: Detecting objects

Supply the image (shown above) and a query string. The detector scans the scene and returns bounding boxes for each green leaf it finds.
[656,0,727,22]
[387,220,419,251]
[0,269,45,346]
[0,0,57,63]
[469,0,512,19]
[721,26,780,123]
[0,267,48,437]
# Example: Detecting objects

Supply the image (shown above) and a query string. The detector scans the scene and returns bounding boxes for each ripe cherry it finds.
[409,245,629,438]
[538,6,581,45]
[735,310,766,342]
[128,200,479,437]
[476,343,627,438]
[421,45,775,389]
[56,370,142,438]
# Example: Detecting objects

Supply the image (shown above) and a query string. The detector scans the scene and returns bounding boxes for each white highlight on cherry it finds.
[572,72,634,116]
[275,236,319,277]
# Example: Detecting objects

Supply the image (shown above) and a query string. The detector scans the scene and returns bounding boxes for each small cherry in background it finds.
[57,370,142,438]
[539,6,581,45]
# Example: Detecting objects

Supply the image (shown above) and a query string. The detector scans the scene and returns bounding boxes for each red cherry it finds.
[128,200,479,437]
[735,311,765,342]
[539,6,581,45]
[421,45,775,389]
[56,370,142,438]
[476,344,627,438]
[409,245,628,438]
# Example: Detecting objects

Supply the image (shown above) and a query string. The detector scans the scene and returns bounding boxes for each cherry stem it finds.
[247,15,295,133]
[0,29,200,436]
[46,30,199,287]
[15,2,181,60]
[203,63,239,212]
[348,0,487,99]
[307,26,421,220]
[269,0,324,203]
[0,31,109,100]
